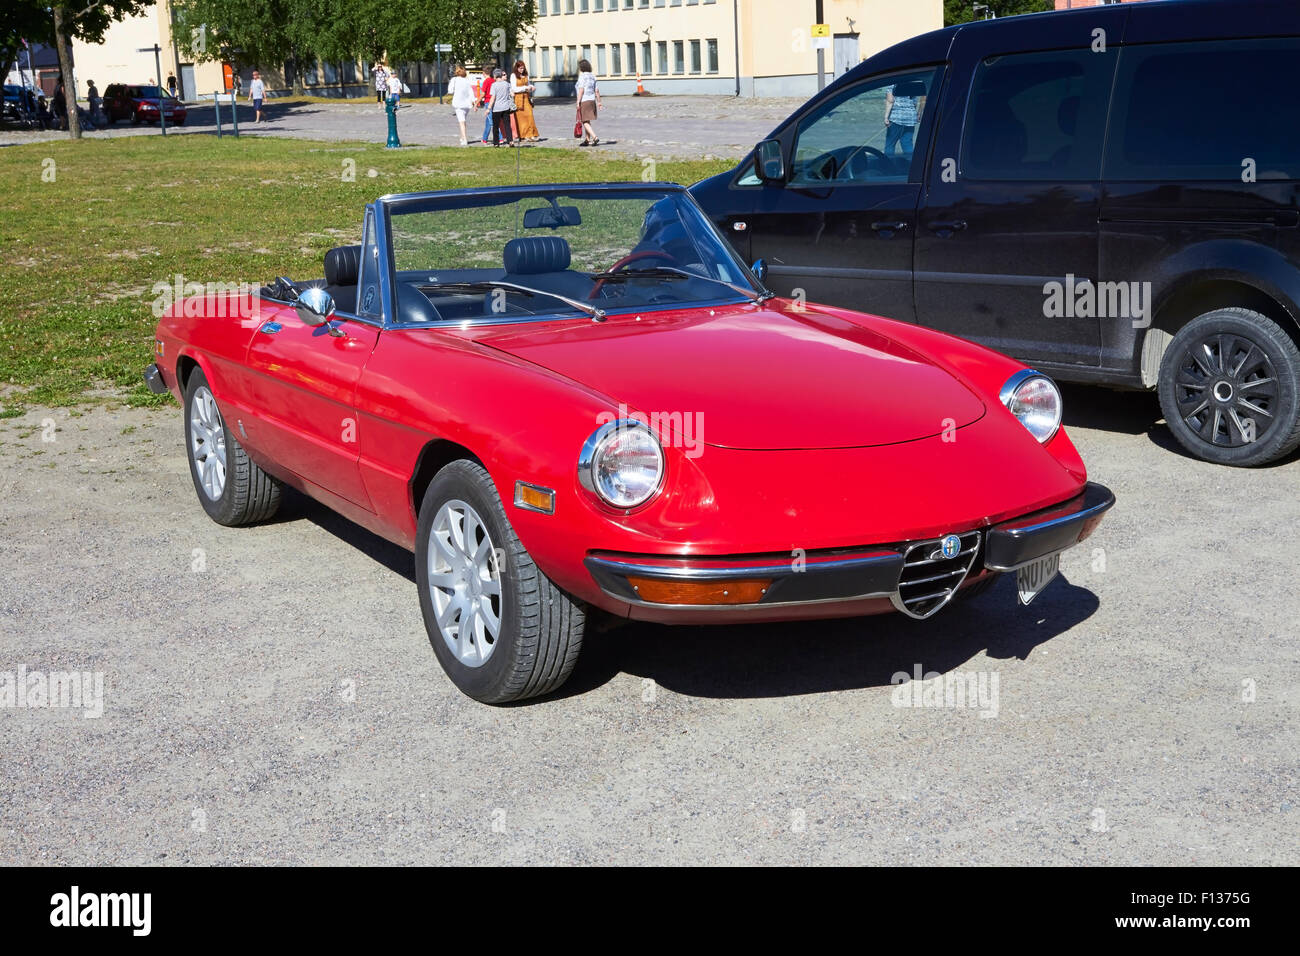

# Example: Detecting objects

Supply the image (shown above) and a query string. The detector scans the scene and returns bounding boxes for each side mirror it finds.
[750,259,768,282]
[294,286,339,333]
[755,139,785,183]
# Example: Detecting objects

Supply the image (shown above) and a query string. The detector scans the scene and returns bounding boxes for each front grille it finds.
[890,531,981,620]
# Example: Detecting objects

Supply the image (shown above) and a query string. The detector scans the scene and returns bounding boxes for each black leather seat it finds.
[324,244,361,313]
[500,236,592,304]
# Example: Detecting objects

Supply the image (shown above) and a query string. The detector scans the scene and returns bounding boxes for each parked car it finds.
[2,84,36,122]
[102,83,187,125]
[144,183,1113,703]
[691,0,1300,467]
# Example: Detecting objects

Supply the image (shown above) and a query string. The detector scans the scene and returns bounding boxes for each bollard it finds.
[230,91,239,137]
[385,96,401,148]
[214,90,223,138]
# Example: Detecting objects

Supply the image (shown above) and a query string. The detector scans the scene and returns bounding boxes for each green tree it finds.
[944,0,1054,27]
[4,1,152,139]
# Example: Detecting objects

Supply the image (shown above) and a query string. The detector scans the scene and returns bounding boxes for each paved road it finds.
[0,95,801,160]
[1,387,1296,864]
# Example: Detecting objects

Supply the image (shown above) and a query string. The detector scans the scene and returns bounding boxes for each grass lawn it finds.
[0,135,731,413]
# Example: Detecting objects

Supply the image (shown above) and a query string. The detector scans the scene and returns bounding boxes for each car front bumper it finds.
[584,482,1114,624]
[143,363,169,395]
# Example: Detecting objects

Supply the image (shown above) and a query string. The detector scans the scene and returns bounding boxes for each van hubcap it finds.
[1173,332,1277,448]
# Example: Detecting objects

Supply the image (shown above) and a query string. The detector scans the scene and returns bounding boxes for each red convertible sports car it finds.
[144,183,1114,703]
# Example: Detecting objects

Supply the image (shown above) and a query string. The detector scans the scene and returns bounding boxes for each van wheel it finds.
[1157,308,1300,466]
[415,460,585,704]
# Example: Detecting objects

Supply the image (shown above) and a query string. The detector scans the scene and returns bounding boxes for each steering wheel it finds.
[838,144,889,180]
[589,249,678,299]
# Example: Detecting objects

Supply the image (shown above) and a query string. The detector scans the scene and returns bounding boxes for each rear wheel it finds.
[1158,308,1300,466]
[183,368,282,525]
[416,460,585,704]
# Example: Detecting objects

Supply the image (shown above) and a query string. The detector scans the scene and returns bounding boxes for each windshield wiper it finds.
[589,266,766,303]
[419,280,607,322]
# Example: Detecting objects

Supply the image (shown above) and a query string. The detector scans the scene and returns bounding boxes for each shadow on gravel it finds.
[272,487,416,581]
[559,572,1099,701]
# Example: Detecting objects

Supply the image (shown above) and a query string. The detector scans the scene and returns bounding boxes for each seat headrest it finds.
[503,236,571,275]
[325,245,362,286]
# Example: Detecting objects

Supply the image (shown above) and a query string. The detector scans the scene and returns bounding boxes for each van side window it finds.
[357,209,382,319]
[961,50,1112,182]
[1104,38,1300,182]
[788,67,943,186]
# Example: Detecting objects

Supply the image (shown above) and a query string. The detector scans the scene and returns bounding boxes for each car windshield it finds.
[131,86,176,100]
[384,187,764,324]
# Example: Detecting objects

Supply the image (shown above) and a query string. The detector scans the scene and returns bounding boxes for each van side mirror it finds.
[755,139,785,183]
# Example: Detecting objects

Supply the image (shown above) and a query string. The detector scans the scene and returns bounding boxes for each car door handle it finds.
[926,219,968,235]
[871,221,910,233]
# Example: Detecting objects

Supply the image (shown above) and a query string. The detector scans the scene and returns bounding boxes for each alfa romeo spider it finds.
[144,183,1114,703]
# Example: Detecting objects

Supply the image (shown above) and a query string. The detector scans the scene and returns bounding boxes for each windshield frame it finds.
[373,183,767,330]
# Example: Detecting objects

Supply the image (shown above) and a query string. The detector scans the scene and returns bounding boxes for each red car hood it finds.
[453,303,986,450]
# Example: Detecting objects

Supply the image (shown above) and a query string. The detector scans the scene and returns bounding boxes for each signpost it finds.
[435,43,451,101]
[137,44,167,135]
[811,21,830,91]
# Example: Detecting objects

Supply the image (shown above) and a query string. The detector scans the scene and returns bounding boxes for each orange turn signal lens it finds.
[514,481,555,514]
[625,576,771,605]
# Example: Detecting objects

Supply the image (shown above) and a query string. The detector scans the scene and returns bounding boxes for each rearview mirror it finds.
[755,139,785,183]
[523,205,583,229]
[750,259,768,282]
[295,286,337,331]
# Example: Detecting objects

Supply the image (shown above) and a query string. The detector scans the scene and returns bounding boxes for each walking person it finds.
[248,70,265,124]
[511,61,539,141]
[373,64,387,106]
[479,69,498,144]
[489,66,516,146]
[448,65,474,146]
[575,59,600,146]
[166,73,178,98]
[883,82,923,157]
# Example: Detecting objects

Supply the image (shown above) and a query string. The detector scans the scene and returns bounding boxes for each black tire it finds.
[183,368,282,526]
[415,460,585,704]
[1158,307,1300,466]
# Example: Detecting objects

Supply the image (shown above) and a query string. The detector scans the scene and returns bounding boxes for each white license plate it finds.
[1016,553,1060,605]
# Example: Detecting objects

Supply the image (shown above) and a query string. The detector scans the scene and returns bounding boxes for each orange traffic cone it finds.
[634,71,647,96]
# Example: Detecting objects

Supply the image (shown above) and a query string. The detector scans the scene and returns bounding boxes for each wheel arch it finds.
[409,438,486,528]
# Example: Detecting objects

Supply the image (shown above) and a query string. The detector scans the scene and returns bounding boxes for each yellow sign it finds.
[811,24,830,38]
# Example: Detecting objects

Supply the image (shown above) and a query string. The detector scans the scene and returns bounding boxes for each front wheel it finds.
[183,368,282,525]
[416,460,585,703]
[1158,308,1300,466]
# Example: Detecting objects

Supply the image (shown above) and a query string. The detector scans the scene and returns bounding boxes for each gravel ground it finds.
[0,94,801,160]
[0,386,1296,865]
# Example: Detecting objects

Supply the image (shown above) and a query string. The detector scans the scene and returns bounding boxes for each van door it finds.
[744,65,944,323]
[914,15,1123,370]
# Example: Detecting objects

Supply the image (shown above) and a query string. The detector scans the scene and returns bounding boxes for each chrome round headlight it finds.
[579,419,665,509]
[1000,370,1062,443]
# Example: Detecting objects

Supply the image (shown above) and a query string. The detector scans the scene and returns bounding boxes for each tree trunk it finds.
[52,6,82,139]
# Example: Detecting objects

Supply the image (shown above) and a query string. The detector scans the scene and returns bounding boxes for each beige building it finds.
[70,3,226,101]
[522,0,942,96]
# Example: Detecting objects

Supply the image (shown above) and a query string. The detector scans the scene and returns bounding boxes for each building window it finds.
[611,43,621,74]
[655,0,665,6]
[638,0,648,7]
[552,0,559,13]
[707,39,719,73]
[582,44,592,62]
[673,41,684,74]
[625,0,633,7]
[555,46,564,74]
[539,2,546,13]
[656,40,668,74]
[567,46,578,72]
[671,0,681,5]
[625,43,636,74]
[597,45,607,74]
[580,0,589,11]
[641,40,651,74]
[542,48,551,76]
[595,0,603,9]
[690,40,701,74]
[566,0,575,12]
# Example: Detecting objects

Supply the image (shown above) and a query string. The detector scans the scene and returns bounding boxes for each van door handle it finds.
[871,221,909,233]
[926,219,968,235]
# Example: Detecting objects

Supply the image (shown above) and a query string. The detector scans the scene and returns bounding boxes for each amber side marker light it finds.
[625,576,772,605]
[514,481,555,514]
